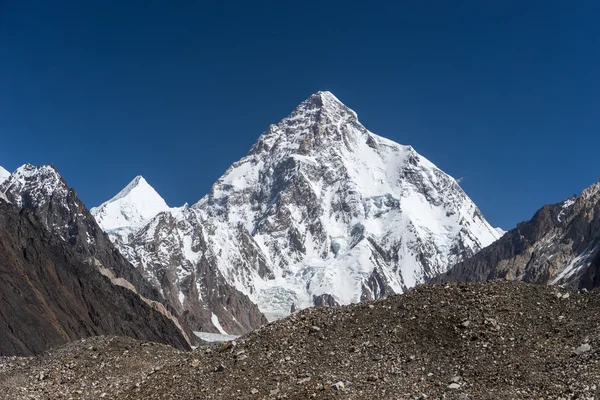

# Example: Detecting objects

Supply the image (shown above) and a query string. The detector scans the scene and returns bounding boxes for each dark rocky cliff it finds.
[0,201,190,356]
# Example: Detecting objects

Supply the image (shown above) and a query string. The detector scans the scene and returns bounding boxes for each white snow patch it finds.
[211,313,227,335]
[91,176,169,243]
[0,166,10,185]
[193,332,240,343]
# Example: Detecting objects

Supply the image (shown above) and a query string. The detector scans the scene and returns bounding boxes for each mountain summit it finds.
[91,176,169,243]
[192,91,502,318]
[94,91,502,327]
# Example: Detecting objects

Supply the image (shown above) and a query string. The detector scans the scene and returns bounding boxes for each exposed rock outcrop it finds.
[435,179,600,288]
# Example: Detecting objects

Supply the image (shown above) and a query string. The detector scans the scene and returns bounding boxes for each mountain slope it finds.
[434,179,600,288]
[0,165,163,303]
[91,176,169,243]
[97,91,501,324]
[0,200,190,356]
[3,282,600,399]
[0,164,196,344]
[118,204,268,335]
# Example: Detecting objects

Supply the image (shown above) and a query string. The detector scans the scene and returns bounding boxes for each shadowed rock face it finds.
[0,164,197,345]
[434,179,600,288]
[0,201,190,356]
[0,165,163,304]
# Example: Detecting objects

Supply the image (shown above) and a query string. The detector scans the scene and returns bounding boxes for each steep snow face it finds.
[0,166,10,185]
[91,176,169,243]
[0,166,10,202]
[190,91,502,319]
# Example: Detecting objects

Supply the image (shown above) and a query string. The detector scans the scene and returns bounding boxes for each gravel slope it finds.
[2,281,600,399]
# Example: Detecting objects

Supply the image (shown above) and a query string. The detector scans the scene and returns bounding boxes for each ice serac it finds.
[435,178,600,289]
[190,91,502,319]
[90,176,169,243]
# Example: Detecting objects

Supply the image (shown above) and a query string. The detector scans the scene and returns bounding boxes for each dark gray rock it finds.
[0,201,190,356]
[434,179,600,289]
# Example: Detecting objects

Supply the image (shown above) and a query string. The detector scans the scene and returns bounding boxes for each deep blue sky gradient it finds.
[1,1,598,229]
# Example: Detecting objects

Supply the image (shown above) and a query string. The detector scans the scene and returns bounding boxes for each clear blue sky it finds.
[1,1,598,230]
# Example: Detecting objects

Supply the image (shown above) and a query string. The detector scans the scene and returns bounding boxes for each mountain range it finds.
[0,172,190,356]
[89,91,503,331]
[1,91,598,356]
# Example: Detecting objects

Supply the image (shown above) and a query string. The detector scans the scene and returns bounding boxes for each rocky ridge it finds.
[1,281,599,399]
[435,178,600,289]
[0,200,190,356]
[0,164,197,345]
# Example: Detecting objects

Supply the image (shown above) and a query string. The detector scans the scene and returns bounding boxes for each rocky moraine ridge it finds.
[1,282,599,399]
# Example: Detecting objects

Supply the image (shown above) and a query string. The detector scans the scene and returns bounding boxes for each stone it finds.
[574,344,591,355]
[214,363,226,372]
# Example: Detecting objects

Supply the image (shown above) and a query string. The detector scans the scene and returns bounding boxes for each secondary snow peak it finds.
[90,175,169,242]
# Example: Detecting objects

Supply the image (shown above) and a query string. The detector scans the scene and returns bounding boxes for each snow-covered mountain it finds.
[91,176,169,243]
[97,91,502,325]
[0,166,10,185]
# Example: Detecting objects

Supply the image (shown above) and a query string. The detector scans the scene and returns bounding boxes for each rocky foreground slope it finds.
[2,281,599,399]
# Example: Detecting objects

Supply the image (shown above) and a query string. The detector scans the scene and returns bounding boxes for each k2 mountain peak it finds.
[92,91,503,328]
